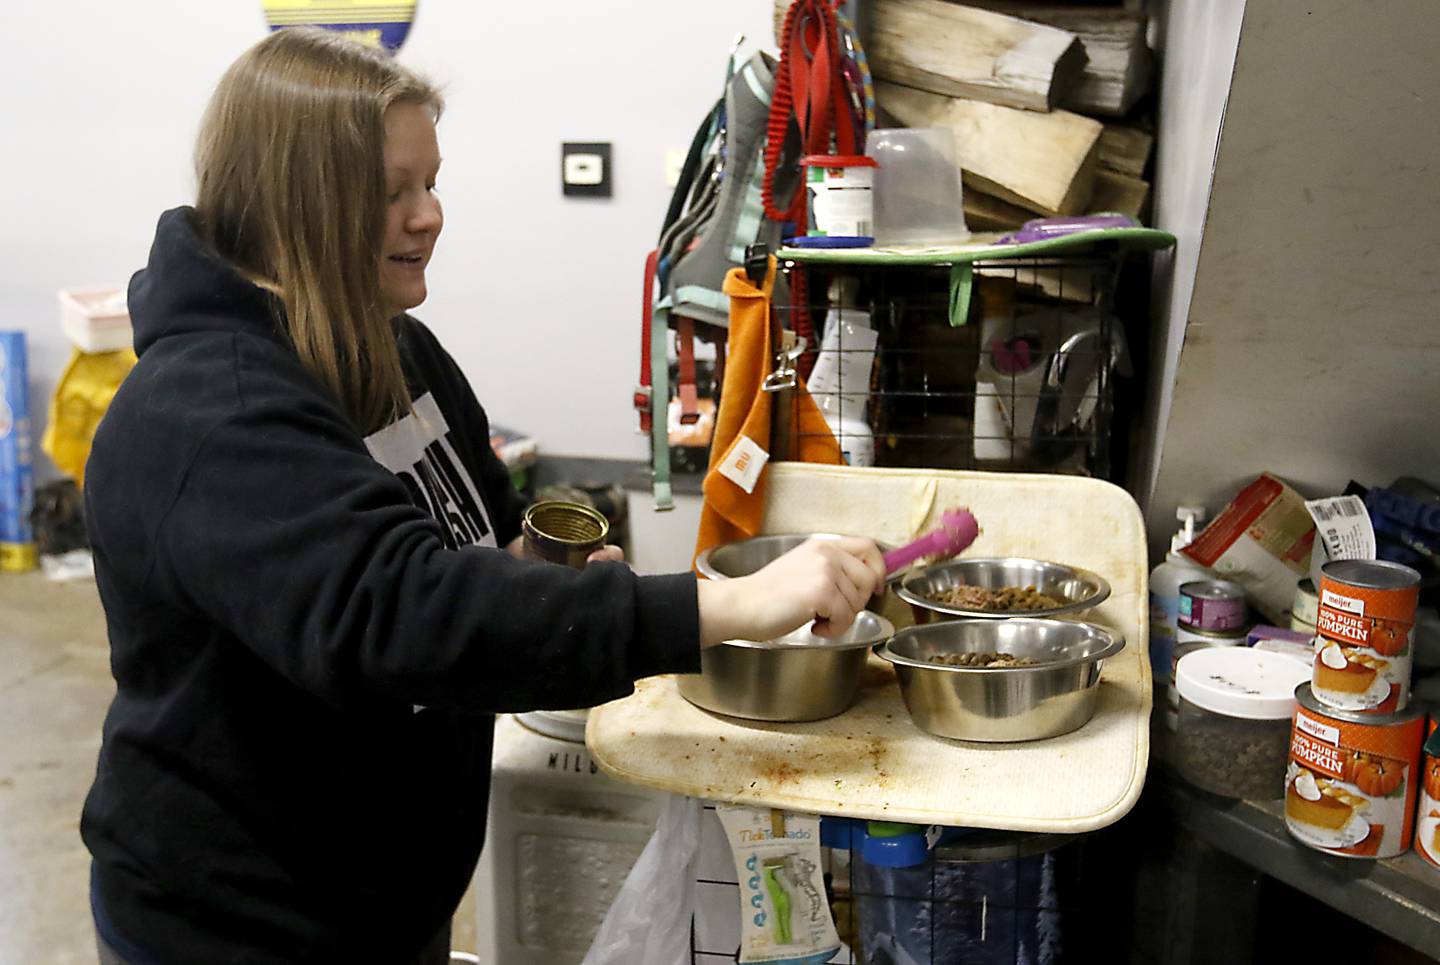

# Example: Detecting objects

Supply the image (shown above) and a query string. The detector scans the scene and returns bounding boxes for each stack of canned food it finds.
[1284,560,1434,863]
[1167,558,1439,868]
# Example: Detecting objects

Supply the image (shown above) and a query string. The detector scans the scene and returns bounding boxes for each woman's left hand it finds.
[586,544,625,565]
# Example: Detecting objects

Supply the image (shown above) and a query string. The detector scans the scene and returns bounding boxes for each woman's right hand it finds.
[696,537,886,647]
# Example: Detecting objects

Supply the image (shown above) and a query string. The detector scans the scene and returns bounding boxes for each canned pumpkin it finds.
[1286,685,1425,859]
[1311,560,1420,713]
[1417,720,1440,871]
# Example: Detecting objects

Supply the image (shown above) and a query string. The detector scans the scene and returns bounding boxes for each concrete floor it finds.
[0,569,477,964]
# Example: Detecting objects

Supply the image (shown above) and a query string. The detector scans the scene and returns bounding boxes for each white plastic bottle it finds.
[808,307,877,467]
[973,278,1018,462]
[1148,506,1209,690]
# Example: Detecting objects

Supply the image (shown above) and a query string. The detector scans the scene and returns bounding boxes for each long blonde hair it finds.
[194,28,442,432]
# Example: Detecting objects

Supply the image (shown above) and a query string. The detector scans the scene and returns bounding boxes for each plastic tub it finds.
[866,127,970,247]
[1174,647,1311,798]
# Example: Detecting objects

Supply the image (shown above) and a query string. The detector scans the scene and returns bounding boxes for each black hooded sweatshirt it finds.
[81,208,701,963]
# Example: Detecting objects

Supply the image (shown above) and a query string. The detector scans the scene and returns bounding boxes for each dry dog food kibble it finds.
[925,651,1040,668]
[1173,648,1310,799]
[1177,715,1292,799]
[930,584,1063,612]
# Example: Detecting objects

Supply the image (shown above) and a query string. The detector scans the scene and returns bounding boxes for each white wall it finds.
[1,2,257,479]
[1133,0,1246,508]
[1144,0,1440,557]
[0,0,778,478]
[627,491,704,575]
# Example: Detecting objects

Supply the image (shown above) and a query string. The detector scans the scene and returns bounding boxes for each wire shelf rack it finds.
[769,253,1126,480]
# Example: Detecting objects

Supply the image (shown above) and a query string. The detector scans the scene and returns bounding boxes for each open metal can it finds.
[1178,579,1247,632]
[521,500,608,569]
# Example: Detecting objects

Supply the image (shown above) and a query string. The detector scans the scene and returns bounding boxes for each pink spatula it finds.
[882,508,980,575]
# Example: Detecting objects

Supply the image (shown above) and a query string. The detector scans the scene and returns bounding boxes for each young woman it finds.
[82,28,884,965]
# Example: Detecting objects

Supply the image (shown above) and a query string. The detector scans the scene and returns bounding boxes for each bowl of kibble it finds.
[895,557,1110,623]
[878,618,1125,741]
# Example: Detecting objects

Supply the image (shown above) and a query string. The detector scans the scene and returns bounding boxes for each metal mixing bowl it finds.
[695,533,882,580]
[896,558,1110,621]
[689,534,897,721]
[878,619,1125,741]
[678,611,896,721]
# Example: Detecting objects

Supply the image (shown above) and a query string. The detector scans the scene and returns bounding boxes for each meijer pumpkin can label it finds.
[1416,719,1440,870]
[1311,560,1420,713]
[1287,684,1424,859]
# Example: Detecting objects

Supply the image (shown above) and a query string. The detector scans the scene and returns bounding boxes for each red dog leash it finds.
[763,0,859,227]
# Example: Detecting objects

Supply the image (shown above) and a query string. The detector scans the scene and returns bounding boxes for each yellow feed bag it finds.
[42,348,136,487]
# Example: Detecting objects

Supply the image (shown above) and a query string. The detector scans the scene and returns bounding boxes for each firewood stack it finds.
[774,0,1156,231]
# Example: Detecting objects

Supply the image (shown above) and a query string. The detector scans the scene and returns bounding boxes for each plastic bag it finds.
[581,794,701,965]
[42,346,136,487]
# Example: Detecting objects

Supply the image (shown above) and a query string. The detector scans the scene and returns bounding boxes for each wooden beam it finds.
[877,81,1102,216]
[964,191,1030,232]
[776,0,1088,113]
[1099,123,1154,177]
[959,3,1153,116]
[964,170,1150,235]
[975,259,1098,304]
[1089,168,1150,221]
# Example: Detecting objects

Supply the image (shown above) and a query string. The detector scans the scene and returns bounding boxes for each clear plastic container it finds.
[866,128,970,247]
[1174,647,1311,798]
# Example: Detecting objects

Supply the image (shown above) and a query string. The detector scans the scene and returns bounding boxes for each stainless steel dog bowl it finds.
[678,612,895,721]
[695,533,878,580]
[895,558,1110,621]
[878,619,1124,741]
[686,534,896,721]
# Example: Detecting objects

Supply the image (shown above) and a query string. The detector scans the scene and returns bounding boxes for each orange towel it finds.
[694,258,843,565]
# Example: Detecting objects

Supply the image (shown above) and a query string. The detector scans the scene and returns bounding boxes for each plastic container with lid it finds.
[798,154,877,247]
[1165,623,1247,724]
[865,127,970,247]
[1174,647,1312,798]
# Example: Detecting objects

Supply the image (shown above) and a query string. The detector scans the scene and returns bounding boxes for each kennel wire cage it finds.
[769,252,1125,480]
[688,807,1094,965]
[637,227,1174,504]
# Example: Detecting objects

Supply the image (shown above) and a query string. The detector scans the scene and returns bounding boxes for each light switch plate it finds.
[562,142,612,197]
[664,148,686,188]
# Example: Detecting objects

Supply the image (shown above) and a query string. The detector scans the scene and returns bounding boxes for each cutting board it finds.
[587,465,1152,832]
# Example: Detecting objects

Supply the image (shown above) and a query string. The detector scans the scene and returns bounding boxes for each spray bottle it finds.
[1148,506,1209,691]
